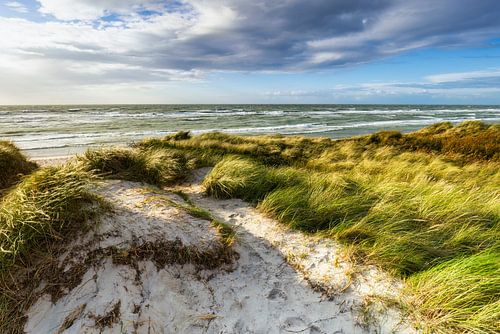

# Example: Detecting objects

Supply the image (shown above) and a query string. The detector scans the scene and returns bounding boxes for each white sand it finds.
[24,170,415,333]
[32,156,72,167]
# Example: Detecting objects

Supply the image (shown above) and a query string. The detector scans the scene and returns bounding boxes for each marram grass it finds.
[406,250,499,333]
[0,122,497,333]
[78,147,193,186]
[0,163,95,271]
[0,141,38,191]
[180,121,500,333]
[138,121,500,164]
[203,155,498,276]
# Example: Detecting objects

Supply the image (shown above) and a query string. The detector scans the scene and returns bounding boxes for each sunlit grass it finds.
[0,141,37,192]
[406,250,500,333]
[0,163,96,271]
[0,162,102,333]
[78,147,193,186]
[0,121,497,333]
[152,121,499,333]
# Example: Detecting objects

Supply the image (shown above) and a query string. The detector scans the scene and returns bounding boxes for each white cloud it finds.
[37,0,163,20]
[425,69,500,83]
[5,1,28,13]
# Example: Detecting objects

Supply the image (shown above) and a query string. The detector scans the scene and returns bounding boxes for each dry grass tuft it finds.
[0,141,38,192]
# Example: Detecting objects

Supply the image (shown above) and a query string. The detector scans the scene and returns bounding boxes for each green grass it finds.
[203,156,279,201]
[137,131,333,166]
[364,121,500,161]
[137,121,500,165]
[145,122,499,333]
[0,122,497,333]
[406,250,499,333]
[0,162,100,333]
[0,141,38,192]
[0,163,96,271]
[78,147,193,186]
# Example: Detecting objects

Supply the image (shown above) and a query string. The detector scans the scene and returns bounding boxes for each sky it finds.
[1,0,500,104]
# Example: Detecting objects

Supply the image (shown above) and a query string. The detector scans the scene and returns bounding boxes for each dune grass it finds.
[0,141,38,192]
[0,122,497,333]
[406,250,499,333]
[78,147,193,186]
[142,121,499,333]
[364,120,500,161]
[137,130,333,166]
[0,163,96,272]
[137,121,500,165]
[0,162,100,333]
[203,155,498,275]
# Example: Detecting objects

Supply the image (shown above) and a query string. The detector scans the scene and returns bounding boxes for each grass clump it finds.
[260,173,377,232]
[364,121,500,161]
[0,141,37,191]
[203,156,276,201]
[78,147,191,186]
[406,250,500,333]
[137,121,499,166]
[0,163,95,271]
[138,131,332,166]
[204,148,499,276]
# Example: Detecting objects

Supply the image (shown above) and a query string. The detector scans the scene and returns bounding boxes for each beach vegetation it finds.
[78,147,193,186]
[0,141,38,192]
[141,121,499,333]
[0,163,96,272]
[0,122,497,333]
[138,122,500,165]
[406,250,499,333]
[0,162,100,333]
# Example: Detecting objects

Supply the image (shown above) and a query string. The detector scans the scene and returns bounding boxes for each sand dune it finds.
[25,170,413,333]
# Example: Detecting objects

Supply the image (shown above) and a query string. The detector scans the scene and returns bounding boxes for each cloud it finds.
[1,0,500,102]
[14,0,500,71]
[37,0,167,21]
[5,1,28,13]
[426,69,500,83]
[265,72,500,101]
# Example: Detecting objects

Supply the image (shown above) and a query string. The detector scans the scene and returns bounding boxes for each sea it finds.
[0,104,499,157]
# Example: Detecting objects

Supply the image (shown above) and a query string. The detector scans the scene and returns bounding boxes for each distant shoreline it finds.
[3,105,499,159]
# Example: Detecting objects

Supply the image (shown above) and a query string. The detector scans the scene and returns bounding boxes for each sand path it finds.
[24,169,414,333]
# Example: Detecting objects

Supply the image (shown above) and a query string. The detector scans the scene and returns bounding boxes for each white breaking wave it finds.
[1,105,499,156]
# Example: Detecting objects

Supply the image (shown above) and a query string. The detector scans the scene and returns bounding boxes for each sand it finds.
[24,168,415,333]
[32,156,72,167]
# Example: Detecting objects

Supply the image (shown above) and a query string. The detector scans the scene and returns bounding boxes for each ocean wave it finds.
[2,105,499,154]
